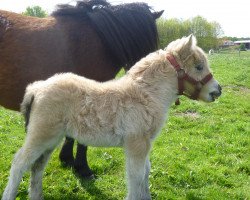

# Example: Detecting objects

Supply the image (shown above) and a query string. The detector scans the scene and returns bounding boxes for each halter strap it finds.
[166,53,213,104]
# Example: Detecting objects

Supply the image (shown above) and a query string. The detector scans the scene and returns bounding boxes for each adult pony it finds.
[2,35,222,200]
[0,0,163,177]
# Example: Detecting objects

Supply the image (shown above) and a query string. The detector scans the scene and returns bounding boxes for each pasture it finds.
[0,50,249,199]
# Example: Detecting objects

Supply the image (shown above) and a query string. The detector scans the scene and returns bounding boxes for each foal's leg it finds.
[59,137,75,166]
[29,150,53,200]
[141,158,151,199]
[125,137,151,200]
[3,122,64,200]
[2,146,45,200]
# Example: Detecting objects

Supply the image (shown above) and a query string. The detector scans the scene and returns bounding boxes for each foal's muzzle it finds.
[209,84,222,101]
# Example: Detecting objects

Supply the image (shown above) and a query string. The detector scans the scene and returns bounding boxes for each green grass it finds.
[0,51,249,200]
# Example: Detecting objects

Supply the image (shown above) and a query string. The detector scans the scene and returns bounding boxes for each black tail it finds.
[23,95,34,132]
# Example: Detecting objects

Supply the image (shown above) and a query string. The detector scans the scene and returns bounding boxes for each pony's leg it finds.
[74,143,94,178]
[125,137,151,200]
[29,150,53,200]
[2,146,45,200]
[59,137,75,166]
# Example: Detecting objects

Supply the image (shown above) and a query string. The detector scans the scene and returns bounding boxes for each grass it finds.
[0,51,249,200]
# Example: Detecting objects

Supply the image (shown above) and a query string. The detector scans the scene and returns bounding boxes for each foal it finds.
[2,35,221,200]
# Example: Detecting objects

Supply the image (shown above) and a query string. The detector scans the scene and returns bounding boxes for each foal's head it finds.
[165,35,222,102]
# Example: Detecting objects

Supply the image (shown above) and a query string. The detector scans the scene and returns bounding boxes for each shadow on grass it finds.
[44,164,119,200]
[42,177,118,200]
[80,178,118,200]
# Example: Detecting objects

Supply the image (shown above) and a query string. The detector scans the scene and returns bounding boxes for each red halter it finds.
[166,54,213,105]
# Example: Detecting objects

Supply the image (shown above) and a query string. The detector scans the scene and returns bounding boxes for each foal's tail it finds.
[21,92,35,132]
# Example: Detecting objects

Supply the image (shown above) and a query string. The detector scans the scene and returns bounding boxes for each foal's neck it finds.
[126,50,178,106]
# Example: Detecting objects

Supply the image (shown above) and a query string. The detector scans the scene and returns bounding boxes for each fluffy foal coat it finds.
[2,35,221,200]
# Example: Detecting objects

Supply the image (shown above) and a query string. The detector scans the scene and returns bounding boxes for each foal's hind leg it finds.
[3,126,64,200]
[29,150,53,200]
[2,146,45,200]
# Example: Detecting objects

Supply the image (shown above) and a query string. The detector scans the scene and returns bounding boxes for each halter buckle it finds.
[176,69,185,78]
[196,82,203,90]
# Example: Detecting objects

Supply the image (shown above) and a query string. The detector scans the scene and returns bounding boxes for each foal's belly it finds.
[67,131,124,147]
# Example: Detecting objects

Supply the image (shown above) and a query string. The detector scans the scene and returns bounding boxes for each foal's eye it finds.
[195,64,203,71]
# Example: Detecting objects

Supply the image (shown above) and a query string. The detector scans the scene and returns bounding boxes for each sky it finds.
[0,0,249,38]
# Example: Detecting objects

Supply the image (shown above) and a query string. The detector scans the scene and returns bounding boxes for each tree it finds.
[157,18,193,49]
[157,16,223,51]
[22,6,47,18]
[239,43,246,51]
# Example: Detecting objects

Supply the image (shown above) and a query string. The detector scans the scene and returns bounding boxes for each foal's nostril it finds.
[218,84,222,96]
[210,88,222,99]
[218,84,222,92]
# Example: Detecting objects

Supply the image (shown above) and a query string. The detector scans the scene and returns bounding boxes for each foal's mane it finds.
[52,0,159,69]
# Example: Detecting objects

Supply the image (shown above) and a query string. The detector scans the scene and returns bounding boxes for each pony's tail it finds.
[20,93,35,132]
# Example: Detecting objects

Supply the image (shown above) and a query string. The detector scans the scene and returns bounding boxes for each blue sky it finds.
[0,0,249,37]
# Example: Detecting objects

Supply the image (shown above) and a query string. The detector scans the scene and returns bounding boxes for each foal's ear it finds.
[185,34,196,50]
[188,34,197,46]
[152,10,164,19]
[180,34,197,59]
[185,34,197,49]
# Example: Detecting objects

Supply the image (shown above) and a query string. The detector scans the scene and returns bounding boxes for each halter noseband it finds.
[166,54,213,105]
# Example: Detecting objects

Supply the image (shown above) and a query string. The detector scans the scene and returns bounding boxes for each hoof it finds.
[74,167,95,179]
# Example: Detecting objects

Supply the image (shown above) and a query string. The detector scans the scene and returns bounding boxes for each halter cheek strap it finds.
[166,54,213,105]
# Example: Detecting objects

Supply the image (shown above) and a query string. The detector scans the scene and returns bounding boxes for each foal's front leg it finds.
[125,137,151,200]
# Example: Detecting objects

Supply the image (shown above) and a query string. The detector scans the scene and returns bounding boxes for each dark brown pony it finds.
[0,0,163,178]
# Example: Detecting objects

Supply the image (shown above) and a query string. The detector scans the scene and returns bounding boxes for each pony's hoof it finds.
[74,168,95,179]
